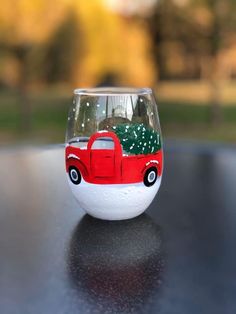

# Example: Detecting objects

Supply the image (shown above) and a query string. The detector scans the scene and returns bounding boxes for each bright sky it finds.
[103,0,158,16]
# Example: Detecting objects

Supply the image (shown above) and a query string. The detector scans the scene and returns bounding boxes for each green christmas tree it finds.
[112,123,161,155]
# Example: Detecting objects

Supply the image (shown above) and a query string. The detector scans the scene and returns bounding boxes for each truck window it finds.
[68,137,89,149]
[91,137,114,150]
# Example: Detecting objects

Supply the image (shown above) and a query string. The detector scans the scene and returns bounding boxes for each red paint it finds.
[65,131,163,184]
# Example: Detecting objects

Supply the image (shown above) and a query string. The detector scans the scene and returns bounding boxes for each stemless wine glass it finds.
[65,87,163,220]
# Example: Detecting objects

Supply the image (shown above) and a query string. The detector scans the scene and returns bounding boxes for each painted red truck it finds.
[65,131,163,186]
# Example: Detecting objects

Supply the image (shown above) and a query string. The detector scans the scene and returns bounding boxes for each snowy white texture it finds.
[68,176,162,220]
[68,154,80,160]
[98,130,109,133]
[146,160,159,166]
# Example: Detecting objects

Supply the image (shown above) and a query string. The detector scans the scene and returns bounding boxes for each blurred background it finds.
[1,0,236,145]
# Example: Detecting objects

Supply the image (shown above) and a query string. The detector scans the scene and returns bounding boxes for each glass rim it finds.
[73,87,152,96]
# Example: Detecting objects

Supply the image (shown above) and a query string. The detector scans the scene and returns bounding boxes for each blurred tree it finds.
[0,0,156,91]
[0,0,71,131]
[76,96,97,137]
[44,11,82,84]
[188,0,236,125]
[74,0,156,87]
[148,0,179,80]
[0,42,33,130]
[149,0,236,124]
[148,0,203,80]
[195,0,236,123]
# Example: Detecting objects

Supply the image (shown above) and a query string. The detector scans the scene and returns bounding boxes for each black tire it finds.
[143,167,157,187]
[69,166,81,185]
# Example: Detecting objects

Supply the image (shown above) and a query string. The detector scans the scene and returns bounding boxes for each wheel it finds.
[143,167,157,187]
[69,166,81,185]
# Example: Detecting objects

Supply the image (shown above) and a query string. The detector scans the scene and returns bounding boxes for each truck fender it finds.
[66,156,88,177]
[142,160,159,176]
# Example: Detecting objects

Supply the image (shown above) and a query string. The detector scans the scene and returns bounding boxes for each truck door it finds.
[90,136,115,177]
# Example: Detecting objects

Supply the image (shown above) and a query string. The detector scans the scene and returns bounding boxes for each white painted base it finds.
[68,176,162,220]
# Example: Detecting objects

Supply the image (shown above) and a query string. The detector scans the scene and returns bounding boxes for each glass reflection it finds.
[67,213,165,313]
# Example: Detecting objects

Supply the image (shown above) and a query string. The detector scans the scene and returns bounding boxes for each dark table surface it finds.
[1,141,236,314]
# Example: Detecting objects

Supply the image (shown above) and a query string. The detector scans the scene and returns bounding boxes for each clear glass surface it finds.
[65,87,163,220]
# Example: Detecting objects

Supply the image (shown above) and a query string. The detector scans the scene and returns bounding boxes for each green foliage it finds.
[112,123,161,155]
